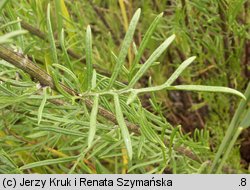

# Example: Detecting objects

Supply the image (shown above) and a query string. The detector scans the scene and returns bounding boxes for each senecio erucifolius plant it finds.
[0,4,246,174]
[47,8,245,160]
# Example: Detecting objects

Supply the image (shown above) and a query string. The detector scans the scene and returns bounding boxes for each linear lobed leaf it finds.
[126,90,138,105]
[0,30,27,44]
[86,25,93,90]
[52,63,80,90]
[60,29,74,71]
[130,12,163,78]
[0,84,16,95]
[164,56,196,86]
[114,94,133,160]
[20,156,78,170]
[16,17,25,50]
[169,85,246,99]
[128,34,176,88]
[37,87,47,125]
[138,108,165,148]
[35,126,86,137]
[50,67,72,99]
[0,95,28,104]
[108,9,141,89]
[128,158,163,172]
[88,94,99,148]
[91,69,97,89]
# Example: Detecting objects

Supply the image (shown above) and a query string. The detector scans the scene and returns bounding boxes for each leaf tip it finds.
[87,25,91,33]
[171,33,176,38]
[190,56,196,61]
[241,94,246,100]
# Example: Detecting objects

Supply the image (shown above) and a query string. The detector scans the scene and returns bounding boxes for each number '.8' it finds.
[241,178,246,186]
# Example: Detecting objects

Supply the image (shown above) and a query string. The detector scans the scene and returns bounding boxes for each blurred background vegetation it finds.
[0,0,249,173]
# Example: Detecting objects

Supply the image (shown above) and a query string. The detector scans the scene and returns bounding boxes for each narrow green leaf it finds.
[0,30,27,44]
[16,17,24,50]
[130,12,163,77]
[0,20,22,30]
[86,25,93,90]
[0,77,34,87]
[88,94,99,148]
[139,109,165,148]
[47,3,58,64]
[0,149,19,171]
[126,91,138,105]
[0,95,28,104]
[169,85,246,99]
[111,51,129,75]
[239,108,250,128]
[20,156,78,170]
[50,67,72,99]
[114,94,133,160]
[108,8,141,88]
[91,69,97,89]
[0,0,10,12]
[60,29,73,71]
[128,158,163,172]
[129,34,175,88]
[26,131,48,138]
[0,84,16,96]
[164,56,196,86]
[55,0,63,37]
[35,126,86,137]
[137,136,145,159]
[37,87,47,125]
[52,63,80,90]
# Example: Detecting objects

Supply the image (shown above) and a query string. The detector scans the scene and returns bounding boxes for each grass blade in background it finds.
[47,3,58,64]
[0,0,9,12]
[86,25,93,90]
[114,94,133,160]
[108,9,141,89]
[128,34,175,88]
[129,12,163,78]
[239,108,250,128]
[88,94,99,148]
[210,82,250,173]
[55,0,63,37]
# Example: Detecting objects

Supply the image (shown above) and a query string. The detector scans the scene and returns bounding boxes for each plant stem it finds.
[0,45,202,163]
[0,45,139,134]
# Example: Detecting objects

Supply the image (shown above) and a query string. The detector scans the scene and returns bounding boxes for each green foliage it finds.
[0,0,249,174]
[108,9,141,88]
